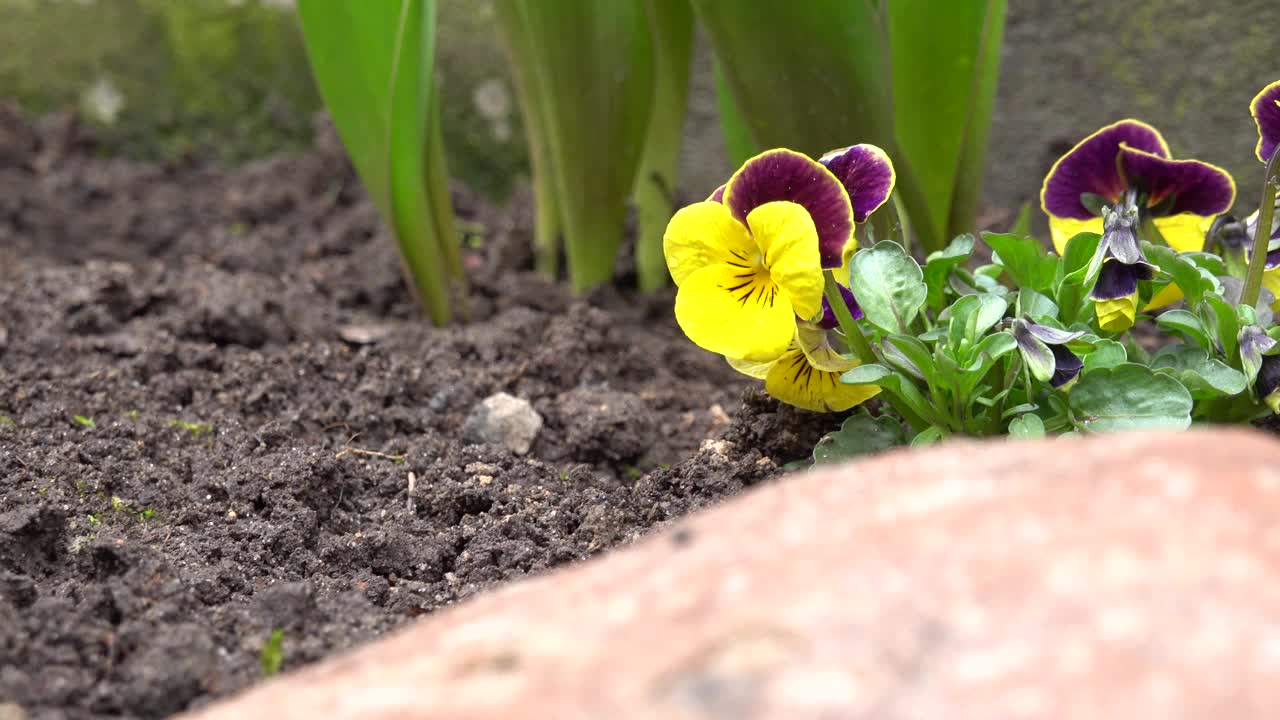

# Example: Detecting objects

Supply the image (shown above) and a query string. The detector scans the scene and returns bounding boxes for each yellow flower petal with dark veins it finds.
[726,355,772,379]
[1050,216,1103,254]
[664,201,754,286]
[764,348,880,413]
[1151,213,1213,253]
[746,201,824,321]
[1095,294,1137,333]
[675,263,796,362]
[796,326,857,373]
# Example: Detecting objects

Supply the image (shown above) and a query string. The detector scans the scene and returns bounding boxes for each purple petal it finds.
[1091,259,1154,300]
[724,149,854,269]
[1025,322,1084,345]
[1253,80,1280,163]
[1118,145,1236,218]
[1040,120,1170,220]
[818,144,895,223]
[1049,344,1084,388]
[708,184,725,203]
[813,283,863,329]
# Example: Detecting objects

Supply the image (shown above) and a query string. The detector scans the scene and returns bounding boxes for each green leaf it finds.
[910,425,948,447]
[1156,309,1212,351]
[1150,345,1248,400]
[1017,288,1059,321]
[842,363,945,428]
[1059,232,1101,281]
[812,412,906,464]
[923,234,975,311]
[692,0,893,168]
[1008,413,1045,439]
[260,628,285,677]
[883,334,934,380]
[889,0,1006,249]
[1143,243,1216,308]
[1203,294,1240,360]
[1009,202,1032,238]
[983,232,1058,293]
[510,0,655,292]
[298,0,457,323]
[946,293,1008,359]
[1069,363,1193,432]
[848,241,927,334]
[957,331,1017,397]
[632,0,694,291]
[712,60,757,167]
[1081,339,1128,371]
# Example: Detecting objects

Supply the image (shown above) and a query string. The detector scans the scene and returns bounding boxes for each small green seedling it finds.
[73,415,96,429]
[260,628,286,677]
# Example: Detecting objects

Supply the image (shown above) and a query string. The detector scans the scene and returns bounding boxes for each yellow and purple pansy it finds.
[1252,80,1280,164]
[1040,119,1236,254]
[726,326,881,412]
[665,147,893,363]
[665,145,894,411]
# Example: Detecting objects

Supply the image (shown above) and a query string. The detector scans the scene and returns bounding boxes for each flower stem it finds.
[823,271,931,433]
[824,271,876,365]
[1242,146,1280,310]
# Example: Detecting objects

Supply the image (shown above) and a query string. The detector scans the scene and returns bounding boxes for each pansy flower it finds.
[1012,318,1085,388]
[1252,80,1280,164]
[1089,198,1157,332]
[727,326,880,412]
[666,147,893,363]
[1040,120,1236,254]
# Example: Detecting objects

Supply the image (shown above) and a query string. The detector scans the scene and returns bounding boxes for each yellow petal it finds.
[1262,268,1280,311]
[1152,213,1212,253]
[674,264,796,362]
[1143,282,1185,312]
[664,201,754,287]
[764,349,880,413]
[1049,215,1103,254]
[726,355,773,379]
[796,326,858,373]
[1095,294,1137,333]
[746,201,824,320]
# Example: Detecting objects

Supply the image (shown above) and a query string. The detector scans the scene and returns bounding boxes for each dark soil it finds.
[0,106,846,719]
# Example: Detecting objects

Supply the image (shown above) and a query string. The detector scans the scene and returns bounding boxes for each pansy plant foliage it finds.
[665,80,1280,463]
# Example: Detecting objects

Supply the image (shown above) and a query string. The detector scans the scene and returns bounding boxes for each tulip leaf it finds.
[1156,309,1212,352]
[812,412,906,464]
[889,0,1006,248]
[984,232,1058,293]
[297,0,458,324]
[1008,413,1046,439]
[1069,363,1193,432]
[713,61,756,167]
[512,0,655,292]
[633,0,695,292]
[923,233,975,310]
[848,241,927,334]
[1150,345,1248,400]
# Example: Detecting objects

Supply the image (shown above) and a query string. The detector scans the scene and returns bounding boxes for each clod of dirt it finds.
[550,385,656,465]
[462,392,544,455]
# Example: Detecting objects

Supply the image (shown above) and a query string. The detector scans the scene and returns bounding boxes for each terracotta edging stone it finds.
[180,429,1280,719]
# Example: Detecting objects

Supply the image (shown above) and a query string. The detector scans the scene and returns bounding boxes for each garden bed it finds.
[0,109,842,718]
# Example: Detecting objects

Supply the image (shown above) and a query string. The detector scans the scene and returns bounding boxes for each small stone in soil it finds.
[462,392,543,455]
